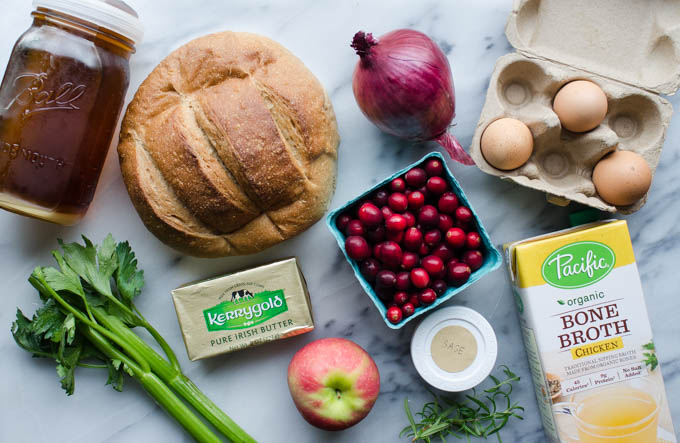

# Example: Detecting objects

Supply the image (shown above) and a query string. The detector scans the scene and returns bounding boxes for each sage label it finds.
[203,289,288,331]
[541,241,615,289]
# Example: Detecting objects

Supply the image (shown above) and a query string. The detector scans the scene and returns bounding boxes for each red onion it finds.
[351,30,474,165]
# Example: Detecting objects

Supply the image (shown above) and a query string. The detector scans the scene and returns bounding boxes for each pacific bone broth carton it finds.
[505,220,676,443]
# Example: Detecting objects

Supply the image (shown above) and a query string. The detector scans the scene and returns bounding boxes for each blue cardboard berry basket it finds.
[326,152,502,329]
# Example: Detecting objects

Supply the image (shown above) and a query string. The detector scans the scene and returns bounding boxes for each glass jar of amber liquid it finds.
[0,0,143,225]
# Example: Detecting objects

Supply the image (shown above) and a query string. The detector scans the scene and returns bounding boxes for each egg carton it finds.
[470,0,680,213]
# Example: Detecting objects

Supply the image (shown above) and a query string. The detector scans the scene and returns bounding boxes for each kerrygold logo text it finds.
[203,290,288,331]
[542,241,615,289]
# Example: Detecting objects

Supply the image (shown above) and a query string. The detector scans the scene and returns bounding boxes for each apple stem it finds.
[336,389,342,399]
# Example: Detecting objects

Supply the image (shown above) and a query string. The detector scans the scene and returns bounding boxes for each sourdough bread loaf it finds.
[118,32,339,257]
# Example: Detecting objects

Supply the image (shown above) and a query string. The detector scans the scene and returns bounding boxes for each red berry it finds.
[403,227,423,252]
[426,176,448,195]
[393,291,409,305]
[466,232,482,250]
[438,214,454,232]
[373,189,389,207]
[385,214,407,232]
[386,229,404,243]
[425,158,444,176]
[336,213,352,232]
[387,306,402,324]
[455,206,473,224]
[396,272,411,291]
[418,242,431,256]
[373,243,384,260]
[402,302,416,317]
[390,178,406,193]
[418,205,439,228]
[456,220,471,231]
[405,168,428,188]
[376,286,394,302]
[346,219,365,237]
[432,279,447,295]
[463,250,484,271]
[421,255,445,278]
[419,288,437,305]
[410,268,431,289]
[366,225,386,243]
[446,257,459,268]
[381,206,394,219]
[424,229,442,247]
[416,186,430,199]
[380,241,403,268]
[407,191,426,210]
[360,258,380,282]
[345,236,370,260]
[447,262,471,286]
[358,202,382,227]
[388,193,408,213]
[376,270,397,288]
[438,192,459,214]
[445,227,466,249]
[431,243,454,261]
[409,294,420,308]
[402,212,416,228]
[401,252,419,270]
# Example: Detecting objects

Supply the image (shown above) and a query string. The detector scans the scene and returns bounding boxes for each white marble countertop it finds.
[1,1,679,442]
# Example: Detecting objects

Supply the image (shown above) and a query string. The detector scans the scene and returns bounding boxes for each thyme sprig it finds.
[401,366,524,442]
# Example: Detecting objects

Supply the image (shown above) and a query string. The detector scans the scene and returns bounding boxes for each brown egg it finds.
[592,150,652,206]
[553,80,608,132]
[480,118,533,171]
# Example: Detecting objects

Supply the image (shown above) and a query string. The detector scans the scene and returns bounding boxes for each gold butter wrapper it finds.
[171,258,314,361]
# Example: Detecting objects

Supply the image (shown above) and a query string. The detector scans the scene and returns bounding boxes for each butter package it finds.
[505,220,676,443]
[172,258,314,361]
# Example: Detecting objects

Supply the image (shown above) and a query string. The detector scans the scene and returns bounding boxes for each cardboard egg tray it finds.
[470,0,680,213]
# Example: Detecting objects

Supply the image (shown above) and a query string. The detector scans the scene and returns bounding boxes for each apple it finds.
[287,337,380,431]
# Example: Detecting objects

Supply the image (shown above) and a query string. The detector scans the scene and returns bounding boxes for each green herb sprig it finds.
[643,341,658,371]
[401,366,524,442]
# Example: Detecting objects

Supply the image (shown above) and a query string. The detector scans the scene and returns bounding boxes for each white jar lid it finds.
[33,0,144,44]
[411,306,497,392]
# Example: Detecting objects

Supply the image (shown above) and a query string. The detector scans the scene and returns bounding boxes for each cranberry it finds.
[466,232,482,250]
[373,189,389,207]
[455,206,473,224]
[438,192,459,214]
[418,205,439,228]
[402,302,416,317]
[456,220,471,231]
[385,214,407,232]
[418,242,431,256]
[393,291,409,305]
[419,288,437,305]
[388,193,408,213]
[409,294,420,308]
[432,279,447,296]
[375,286,394,301]
[445,227,466,249]
[386,306,402,324]
[346,220,365,237]
[403,227,423,252]
[425,158,444,176]
[381,241,403,268]
[447,262,471,286]
[376,270,397,288]
[386,230,404,243]
[402,212,416,228]
[360,258,381,282]
[366,225,386,243]
[396,272,411,291]
[410,268,431,289]
[373,243,384,260]
[421,255,445,278]
[381,206,394,219]
[426,176,448,195]
[358,203,382,227]
[424,229,442,247]
[390,178,406,193]
[336,213,352,232]
[416,186,430,199]
[446,257,459,268]
[463,250,484,271]
[438,214,454,232]
[345,236,370,261]
[401,252,419,270]
[431,243,454,261]
[407,191,426,210]
[405,168,428,188]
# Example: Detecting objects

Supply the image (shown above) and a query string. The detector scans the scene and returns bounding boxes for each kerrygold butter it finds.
[505,220,676,443]
[172,258,314,361]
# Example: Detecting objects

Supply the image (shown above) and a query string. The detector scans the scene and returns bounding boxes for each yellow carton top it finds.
[506,220,636,289]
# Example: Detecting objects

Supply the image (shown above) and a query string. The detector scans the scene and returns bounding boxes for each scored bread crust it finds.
[118,32,339,257]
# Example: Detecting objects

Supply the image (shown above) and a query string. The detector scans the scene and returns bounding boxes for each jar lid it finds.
[411,306,497,392]
[33,0,144,44]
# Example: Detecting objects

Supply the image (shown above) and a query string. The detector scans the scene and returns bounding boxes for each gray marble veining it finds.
[0,1,678,442]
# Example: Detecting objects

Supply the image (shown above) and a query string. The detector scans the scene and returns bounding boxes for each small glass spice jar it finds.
[0,0,143,225]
